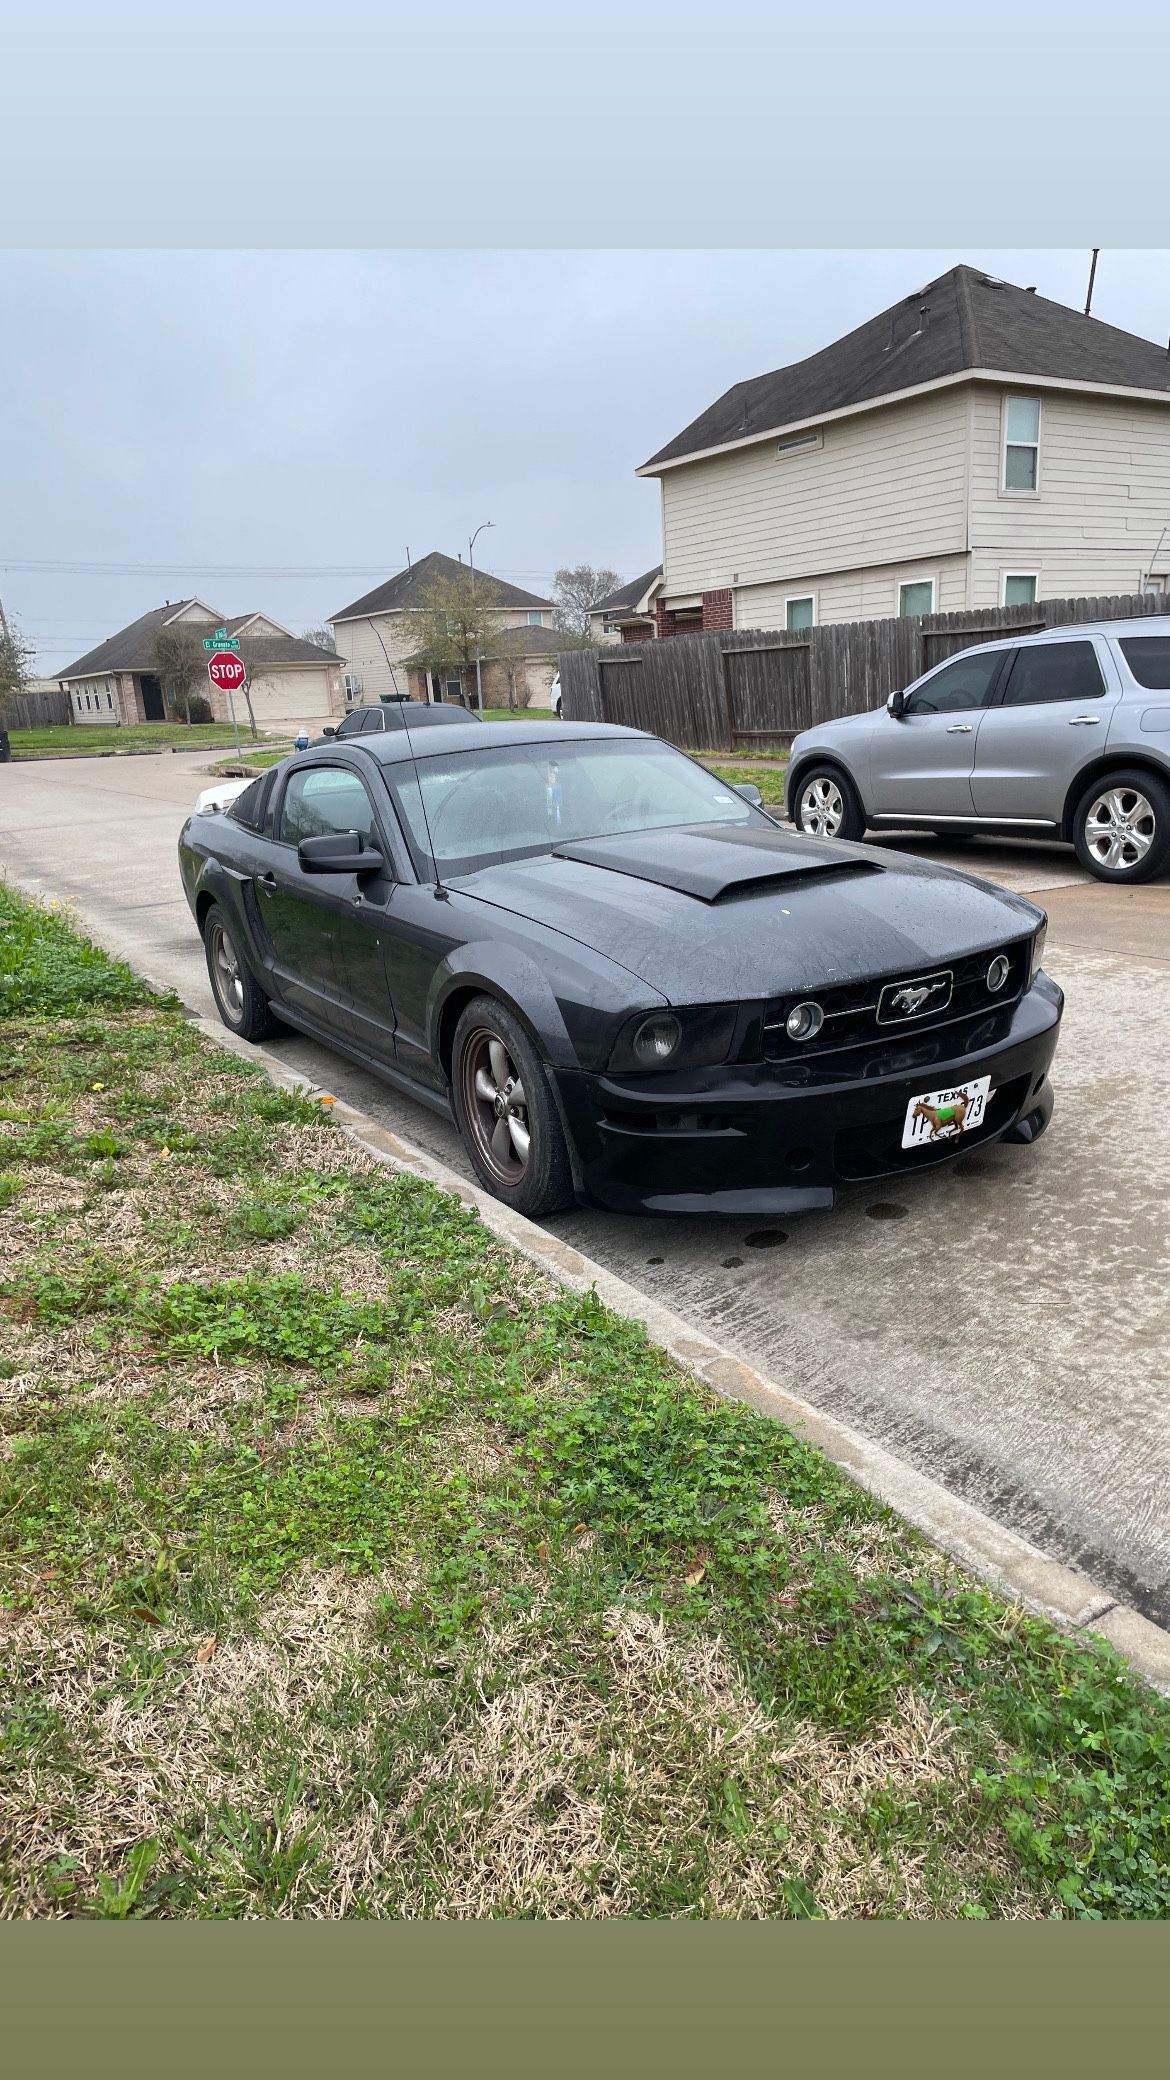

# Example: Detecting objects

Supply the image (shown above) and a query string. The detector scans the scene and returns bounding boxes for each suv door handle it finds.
[257,871,277,894]
[946,723,973,734]
[1068,715,1100,726]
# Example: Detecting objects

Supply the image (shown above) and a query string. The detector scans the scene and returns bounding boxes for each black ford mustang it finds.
[178,720,1063,1217]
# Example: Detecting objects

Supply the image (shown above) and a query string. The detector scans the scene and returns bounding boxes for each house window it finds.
[527,611,543,626]
[445,676,462,702]
[785,596,815,631]
[1141,575,1166,599]
[107,690,114,709]
[898,579,935,617]
[777,428,822,456]
[1003,574,1038,606]
[1003,396,1041,492]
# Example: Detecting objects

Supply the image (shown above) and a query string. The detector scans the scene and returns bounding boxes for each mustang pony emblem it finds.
[890,984,934,1017]
[912,1095,970,1140]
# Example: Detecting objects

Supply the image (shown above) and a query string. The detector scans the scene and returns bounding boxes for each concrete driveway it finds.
[4,749,1170,1625]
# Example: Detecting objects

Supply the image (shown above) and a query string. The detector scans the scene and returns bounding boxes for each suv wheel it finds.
[793,765,865,842]
[1072,769,1170,883]
[451,996,574,1218]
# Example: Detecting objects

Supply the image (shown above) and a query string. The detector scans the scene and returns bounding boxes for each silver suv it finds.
[786,619,1170,882]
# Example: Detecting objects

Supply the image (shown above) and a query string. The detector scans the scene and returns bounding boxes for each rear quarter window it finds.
[227,771,276,832]
[1119,636,1170,690]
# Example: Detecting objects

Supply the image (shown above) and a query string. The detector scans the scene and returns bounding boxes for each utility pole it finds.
[468,521,494,714]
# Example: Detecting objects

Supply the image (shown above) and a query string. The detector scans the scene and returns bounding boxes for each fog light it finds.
[785,1000,824,1043]
[986,954,1010,993]
[632,1013,682,1065]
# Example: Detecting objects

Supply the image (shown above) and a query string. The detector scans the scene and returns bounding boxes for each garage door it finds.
[246,670,330,724]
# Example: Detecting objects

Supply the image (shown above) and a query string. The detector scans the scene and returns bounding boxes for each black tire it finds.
[450,995,574,1218]
[1071,768,1170,884]
[791,763,866,842]
[202,902,282,1041]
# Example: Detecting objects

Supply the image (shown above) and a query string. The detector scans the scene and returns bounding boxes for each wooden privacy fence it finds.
[1,687,71,730]
[558,590,1170,753]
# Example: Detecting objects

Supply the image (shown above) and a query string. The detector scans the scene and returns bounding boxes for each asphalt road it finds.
[4,748,1170,1623]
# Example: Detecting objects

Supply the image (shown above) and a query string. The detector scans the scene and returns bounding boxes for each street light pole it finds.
[468,521,493,714]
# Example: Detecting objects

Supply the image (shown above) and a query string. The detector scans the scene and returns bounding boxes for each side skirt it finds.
[266,1000,456,1123]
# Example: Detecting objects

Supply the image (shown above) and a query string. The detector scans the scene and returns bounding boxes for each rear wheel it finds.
[451,995,574,1217]
[1072,769,1170,883]
[793,765,865,841]
[203,903,282,1041]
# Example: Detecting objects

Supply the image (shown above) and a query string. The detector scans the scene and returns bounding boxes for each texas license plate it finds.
[901,1076,992,1150]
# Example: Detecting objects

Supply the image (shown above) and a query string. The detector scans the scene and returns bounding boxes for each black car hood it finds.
[452,824,1042,1004]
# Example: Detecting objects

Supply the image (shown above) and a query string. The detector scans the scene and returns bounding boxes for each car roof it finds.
[354,719,648,763]
[937,617,1169,665]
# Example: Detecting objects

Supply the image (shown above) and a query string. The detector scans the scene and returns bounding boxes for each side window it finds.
[904,651,1004,716]
[1001,641,1105,708]
[278,767,378,846]
[335,710,366,738]
[359,708,385,732]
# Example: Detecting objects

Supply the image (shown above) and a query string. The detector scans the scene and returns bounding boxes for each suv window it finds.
[904,650,1004,715]
[335,710,366,738]
[359,708,386,732]
[278,766,378,846]
[1118,636,1170,690]
[1001,641,1104,707]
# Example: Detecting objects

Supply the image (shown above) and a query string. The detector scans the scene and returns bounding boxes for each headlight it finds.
[785,1000,824,1042]
[1029,921,1047,984]
[608,1005,738,1074]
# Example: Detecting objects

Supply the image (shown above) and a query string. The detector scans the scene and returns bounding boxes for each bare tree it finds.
[301,624,336,652]
[552,564,622,637]
[492,626,530,710]
[405,566,505,698]
[152,624,205,725]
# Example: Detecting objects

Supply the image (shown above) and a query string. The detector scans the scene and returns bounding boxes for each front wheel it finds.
[793,765,866,841]
[451,996,574,1218]
[1071,770,1170,883]
[203,903,282,1041]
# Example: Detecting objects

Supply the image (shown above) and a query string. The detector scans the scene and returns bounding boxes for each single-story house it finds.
[637,265,1170,633]
[58,599,344,731]
[587,566,663,644]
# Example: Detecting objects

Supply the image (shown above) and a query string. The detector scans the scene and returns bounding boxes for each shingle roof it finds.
[59,602,339,679]
[641,265,1170,470]
[59,602,203,679]
[331,550,554,623]
[592,565,663,615]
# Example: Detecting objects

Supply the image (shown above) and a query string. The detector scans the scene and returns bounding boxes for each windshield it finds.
[386,738,761,878]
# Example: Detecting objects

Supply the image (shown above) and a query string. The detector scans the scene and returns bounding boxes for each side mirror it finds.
[321,725,337,738]
[732,781,764,807]
[298,831,384,876]
[887,688,906,718]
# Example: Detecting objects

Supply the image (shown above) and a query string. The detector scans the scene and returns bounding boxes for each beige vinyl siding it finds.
[331,616,416,701]
[736,553,969,631]
[660,388,970,599]
[967,387,1170,606]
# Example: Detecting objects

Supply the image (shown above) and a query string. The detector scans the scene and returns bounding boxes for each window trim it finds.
[783,593,817,631]
[1001,571,1039,607]
[897,574,936,618]
[1001,393,1042,497]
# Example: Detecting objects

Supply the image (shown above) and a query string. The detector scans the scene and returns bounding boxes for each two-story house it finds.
[637,265,1170,635]
[329,550,558,708]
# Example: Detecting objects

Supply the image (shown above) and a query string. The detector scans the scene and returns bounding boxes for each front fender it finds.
[428,939,664,1073]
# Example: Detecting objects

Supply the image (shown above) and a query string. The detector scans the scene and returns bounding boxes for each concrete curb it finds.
[180,1007,1170,1696]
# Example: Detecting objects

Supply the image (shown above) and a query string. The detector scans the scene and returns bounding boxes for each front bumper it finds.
[554,974,1063,1215]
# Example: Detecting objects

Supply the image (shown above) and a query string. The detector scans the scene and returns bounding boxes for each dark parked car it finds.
[178,721,1062,1217]
[313,700,475,746]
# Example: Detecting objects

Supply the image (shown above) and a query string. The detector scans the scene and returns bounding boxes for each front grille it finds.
[762,939,1030,1062]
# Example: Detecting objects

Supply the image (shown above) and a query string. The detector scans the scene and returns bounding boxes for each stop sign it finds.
[207,650,246,691]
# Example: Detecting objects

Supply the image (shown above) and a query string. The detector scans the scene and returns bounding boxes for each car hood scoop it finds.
[552,825,884,903]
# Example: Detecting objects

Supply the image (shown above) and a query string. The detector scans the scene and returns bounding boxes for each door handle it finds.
[946,723,973,734]
[1068,715,1100,726]
[257,871,277,894]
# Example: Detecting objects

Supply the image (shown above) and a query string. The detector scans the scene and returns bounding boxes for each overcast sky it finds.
[5,248,1169,673]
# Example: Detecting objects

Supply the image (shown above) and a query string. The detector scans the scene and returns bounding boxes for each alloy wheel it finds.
[799,775,846,837]
[208,919,245,1022]
[1084,786,1155,873]
[461,1027,531,1184]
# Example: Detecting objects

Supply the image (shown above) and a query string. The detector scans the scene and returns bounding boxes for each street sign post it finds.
[207,650,246,755]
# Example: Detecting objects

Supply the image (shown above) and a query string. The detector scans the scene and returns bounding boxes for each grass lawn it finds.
[701,757,789,807]
[2,883,1169,1919]
[9,724,290,761]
